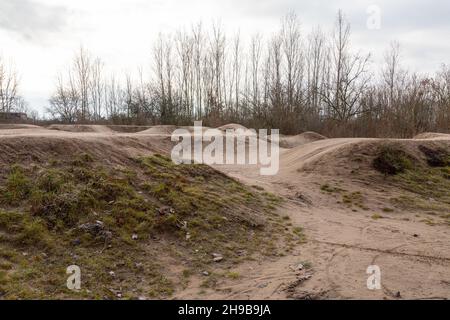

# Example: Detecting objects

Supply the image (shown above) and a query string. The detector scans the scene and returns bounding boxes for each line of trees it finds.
[39,11,450,137]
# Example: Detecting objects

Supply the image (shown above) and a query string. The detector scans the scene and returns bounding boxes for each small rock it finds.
[79,221,105,236]
[257,283,268,289]
[236,250,247,256]
[186,233,191,240]
[295,192,312,205]
[102,231,113,241]
[158,206,175,215]
[202,271,209,276]
[413,234,419,238]
[72,239,81,246]
[212,253,223,262]
[138,296,147,301]
[290,263,304,271]
[395,291,401,298]
[178,220,188,229]
[109,271,115,277]
[132,234,138,240]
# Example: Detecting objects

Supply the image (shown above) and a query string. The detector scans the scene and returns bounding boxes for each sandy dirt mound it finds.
[281,138,450,175]
[0,128,290,300]
[217,123,248,131]
[107,125,152,133]
[139,125,215,136]
[414,132,450,140]
[215,124,261,140]
[0,134,175,166]
[136,125,177,135]
[47,124,114,133]
[278,131,327,148]
[180,125,212,134]
[0,124,42,130]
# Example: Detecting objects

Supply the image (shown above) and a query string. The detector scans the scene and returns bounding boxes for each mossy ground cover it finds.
[320,143,450,225]
[371,143,450,224]
[0,153,294,299]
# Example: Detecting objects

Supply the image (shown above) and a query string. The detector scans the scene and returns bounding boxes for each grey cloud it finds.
[229,0,450,31]
[377,0,450,30]
[0,0,68,41]
[226,0,450,71]
[229,0,338,24]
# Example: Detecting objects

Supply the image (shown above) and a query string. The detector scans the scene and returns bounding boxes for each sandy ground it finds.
[194,138,450,300]
[1,124,449,300]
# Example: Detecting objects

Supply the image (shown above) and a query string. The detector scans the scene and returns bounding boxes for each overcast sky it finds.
[1,0,449,112]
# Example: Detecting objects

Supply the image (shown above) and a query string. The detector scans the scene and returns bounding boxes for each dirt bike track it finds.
[1,125,449,300]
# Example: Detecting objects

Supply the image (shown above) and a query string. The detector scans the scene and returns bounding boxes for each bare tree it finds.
[306,27,327,113]
[281,12,303,111]
[191,22,204,119]
[48,73,79,123]
[90,57,104,121]
[153,33,175,123]
[176,29,194,119]
[249,33,262,116]
[229,32,242,119]
[433,64,450,131]
[207,21,226,122]
[0,58,19,112]
[382,41,408,111]
[73,47,92,122]
[322,11,371,122]
[104,75,123,119]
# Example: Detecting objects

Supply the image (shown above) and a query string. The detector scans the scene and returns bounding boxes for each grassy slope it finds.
[387,148,450,224]
[0,153,298,299]
[317,141,450,225]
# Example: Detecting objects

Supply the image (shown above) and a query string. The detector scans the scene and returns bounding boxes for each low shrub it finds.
[373,145,414,175]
